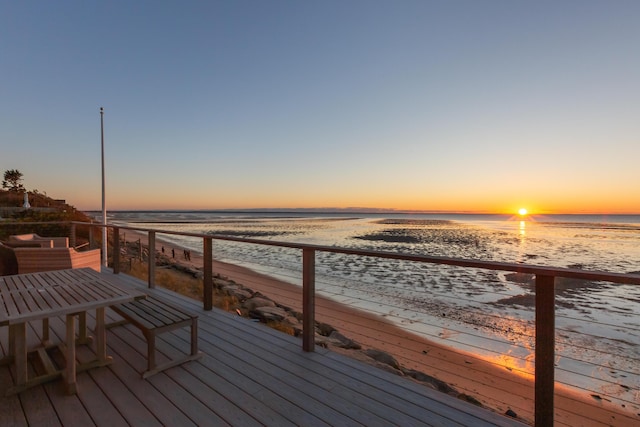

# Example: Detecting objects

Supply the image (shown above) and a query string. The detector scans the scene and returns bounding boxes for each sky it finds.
[1,1,639,214]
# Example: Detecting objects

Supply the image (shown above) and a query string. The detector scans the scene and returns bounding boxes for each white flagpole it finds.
[100,107,107,267]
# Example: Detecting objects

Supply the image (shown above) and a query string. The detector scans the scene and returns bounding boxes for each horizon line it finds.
[81,207,640,216]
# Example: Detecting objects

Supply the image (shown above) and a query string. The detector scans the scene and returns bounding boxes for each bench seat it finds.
[108,295,202,378]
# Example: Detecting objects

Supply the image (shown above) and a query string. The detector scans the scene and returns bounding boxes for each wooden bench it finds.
[108,295,202,378]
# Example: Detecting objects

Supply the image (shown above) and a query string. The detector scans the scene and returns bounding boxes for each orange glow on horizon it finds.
[80,198,640,214]
[74,187,640,214]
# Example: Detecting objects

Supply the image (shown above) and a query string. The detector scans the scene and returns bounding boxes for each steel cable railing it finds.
[3,221,639,426]
[200,249,538,417]
[244,251,640,417]
[230,256,531,416]
[108,225,639,425]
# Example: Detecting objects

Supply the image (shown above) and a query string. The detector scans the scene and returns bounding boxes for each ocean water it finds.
[105,211,640,410]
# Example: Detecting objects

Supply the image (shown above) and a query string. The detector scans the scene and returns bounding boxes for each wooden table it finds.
[0,268,145,395]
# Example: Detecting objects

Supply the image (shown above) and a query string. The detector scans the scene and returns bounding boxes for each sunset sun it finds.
[518,208,528,216]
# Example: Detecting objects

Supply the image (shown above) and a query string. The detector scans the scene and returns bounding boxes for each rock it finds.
[314,331,361,350]
[220,283,242,292]
[364,349,400,370]
[243,297,276,311]
[404,369,456,394]
[282,315,302,331]
[314,335,331,348]
[316,322,336,337]
[250,306,288,322]
[458,394,482,406]
[214,278,232,287]
[226,288,252,301]
[329,331,361,350]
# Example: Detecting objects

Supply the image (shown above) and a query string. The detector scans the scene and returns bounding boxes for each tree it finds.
[2,169,25,192]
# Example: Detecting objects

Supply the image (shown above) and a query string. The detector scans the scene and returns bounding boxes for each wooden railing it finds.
[3,220,639,426]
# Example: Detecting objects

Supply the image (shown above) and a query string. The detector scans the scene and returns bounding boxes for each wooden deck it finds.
[0,272,524,427]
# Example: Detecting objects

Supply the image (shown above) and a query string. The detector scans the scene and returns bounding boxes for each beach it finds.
[119,227,637,426]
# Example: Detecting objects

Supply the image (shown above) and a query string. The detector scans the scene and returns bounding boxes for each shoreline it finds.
[119,228,637,426]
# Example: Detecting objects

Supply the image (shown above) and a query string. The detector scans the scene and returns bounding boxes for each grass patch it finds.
[123,258,240,311]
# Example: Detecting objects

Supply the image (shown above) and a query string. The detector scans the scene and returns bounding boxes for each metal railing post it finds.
[302,248,316,352]
[148,231,156,289]
[112,226,120,274]
[535,274,555,427]
[203,237,213,310]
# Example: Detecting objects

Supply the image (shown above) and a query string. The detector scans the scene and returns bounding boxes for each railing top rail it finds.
[68,221,640,286]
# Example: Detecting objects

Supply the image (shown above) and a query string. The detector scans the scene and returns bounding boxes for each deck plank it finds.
[147,373,231,426]
[145,290,507,426]
[18,386,61,427]
[198,317,455,426]
[161,297,466,425]
[0,369,27,427]
[0,272,526,427]
[43,316,129,427]
[162,366,265,427]
[183,362,299,427]
[102,331,199,426]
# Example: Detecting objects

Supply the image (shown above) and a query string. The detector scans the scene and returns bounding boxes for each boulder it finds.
[250,306,288,322]
[364,349,400,370]
[214,277,232,287]
[243,297,276,311]
[316,322,336,337]
[225,287,253,301]
[329,331,361,349]
[403,368,457,394]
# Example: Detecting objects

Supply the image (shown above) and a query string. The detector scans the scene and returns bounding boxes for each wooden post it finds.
[148,231,156,289]
[113,227,120,274]
[203,237,213,311]
[535,274,555,427]
[13,324,27,386]
[95,307,107,363]
[302,248,315,352]
[64,314,77,394]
